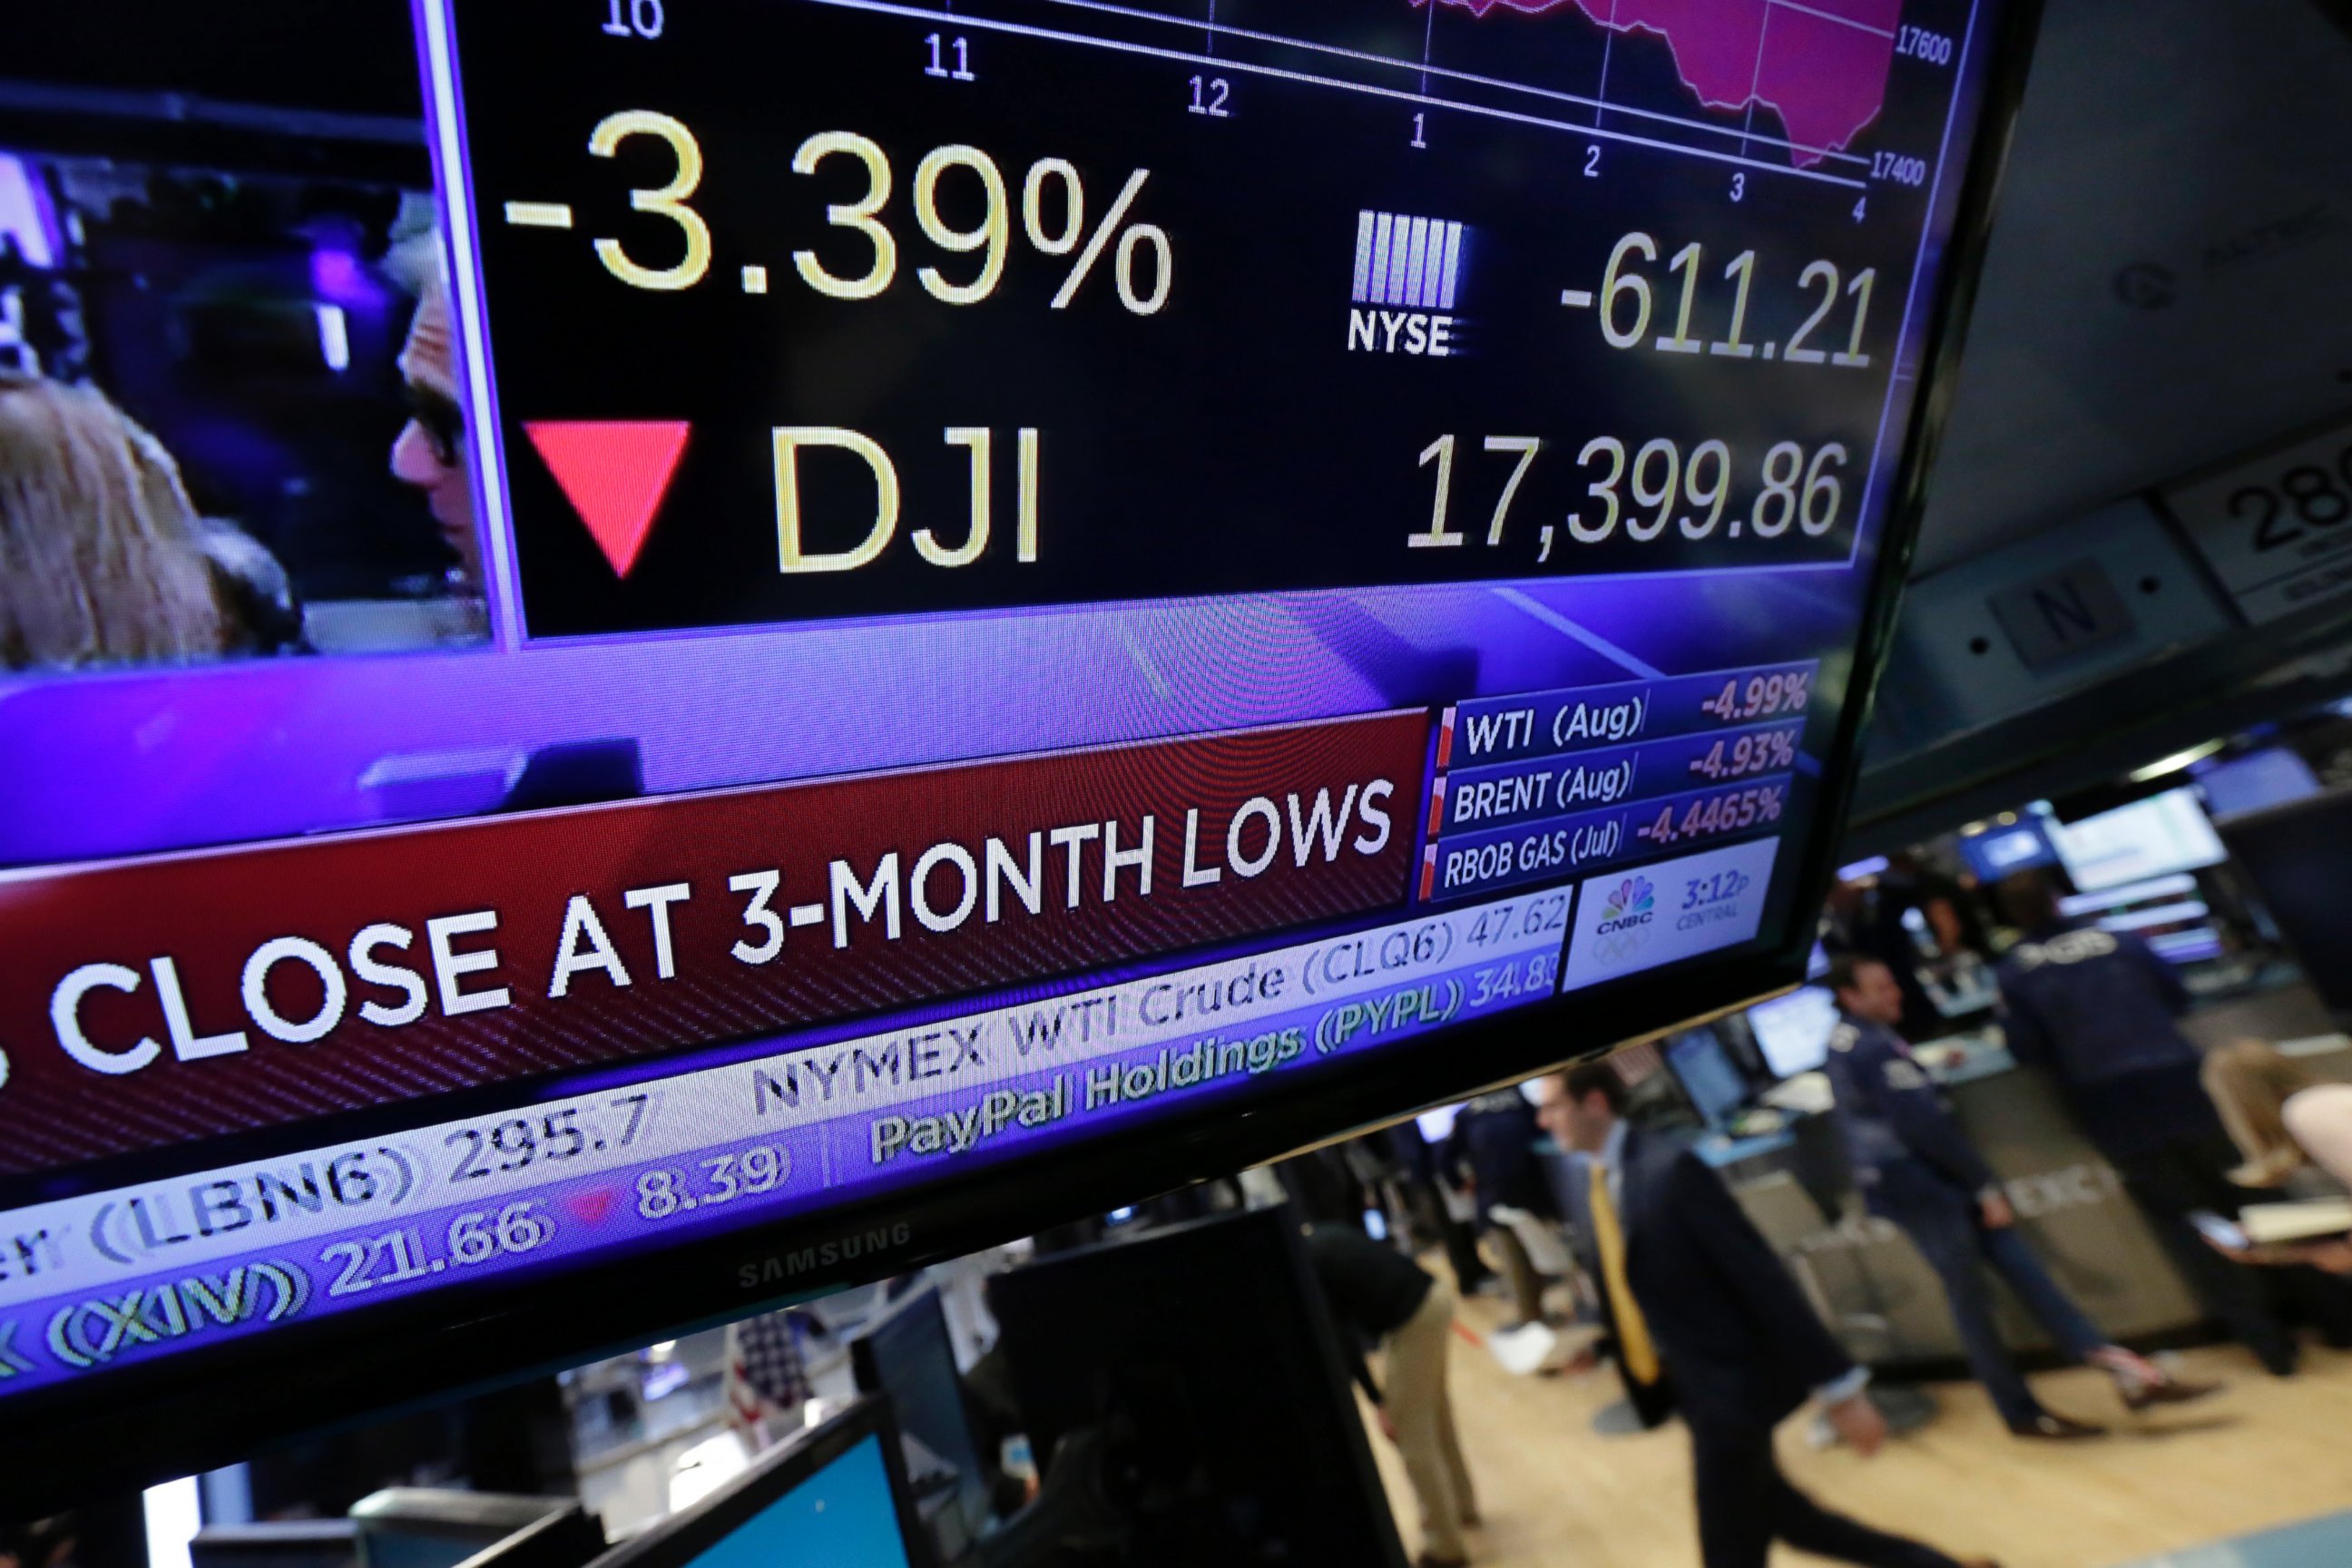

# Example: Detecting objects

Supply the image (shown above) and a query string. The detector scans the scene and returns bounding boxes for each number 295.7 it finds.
[445,1093,652,1181]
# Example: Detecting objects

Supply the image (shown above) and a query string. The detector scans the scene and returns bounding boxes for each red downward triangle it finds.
[524,420,691,578]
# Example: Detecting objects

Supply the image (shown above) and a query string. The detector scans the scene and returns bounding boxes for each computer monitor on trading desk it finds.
[1749,985,1842,1079]
[353,1493,596,1568]
[852,1286,995,1562]
[445,1508,608,1568]
[2196,746,2322,820]
[190,1522,360,1568]
[987,1206,1406,1568]
[583,1399,921,1568]
[1665,1027,1749,1129]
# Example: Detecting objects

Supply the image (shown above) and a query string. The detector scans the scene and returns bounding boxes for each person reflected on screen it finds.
[1305,1221,1477,1568]
[386,232,484,591]
[1537,1065,1996,1568]
[1827,955,2219,1436]
[0,369,236,669]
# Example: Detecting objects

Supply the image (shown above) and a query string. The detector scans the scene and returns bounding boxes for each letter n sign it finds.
[1987,559,2136,672]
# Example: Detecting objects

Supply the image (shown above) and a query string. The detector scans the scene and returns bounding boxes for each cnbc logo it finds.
[1590,878,1665,964]
[1598,877,1656,933]
[1591,876,1658,965]
[1347,211,1465,358]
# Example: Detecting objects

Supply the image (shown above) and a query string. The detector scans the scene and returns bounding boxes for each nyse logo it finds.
[1347,211,1465,358]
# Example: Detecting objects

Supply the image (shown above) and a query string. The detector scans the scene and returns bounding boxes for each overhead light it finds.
[1837,856,1888,881]
[2128,740,2225,783]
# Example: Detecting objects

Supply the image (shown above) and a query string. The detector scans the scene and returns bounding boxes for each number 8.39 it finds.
[636,1144,792,1219]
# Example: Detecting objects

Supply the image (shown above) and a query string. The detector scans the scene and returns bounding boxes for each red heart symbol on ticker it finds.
[565,1187,618,1226]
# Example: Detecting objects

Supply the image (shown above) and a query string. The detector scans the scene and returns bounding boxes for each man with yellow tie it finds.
[1540,1065,1997,1568]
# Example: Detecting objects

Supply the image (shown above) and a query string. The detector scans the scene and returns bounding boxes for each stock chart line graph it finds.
[1413,0,1903,166]
[802,0,1909,187]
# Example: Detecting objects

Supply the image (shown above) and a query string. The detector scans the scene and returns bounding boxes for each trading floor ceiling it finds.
[1913,0,2352,575]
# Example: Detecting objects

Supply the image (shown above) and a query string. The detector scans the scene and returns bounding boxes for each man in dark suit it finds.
[1544,1091,1680,1434]
[1538,1064,1994,1568]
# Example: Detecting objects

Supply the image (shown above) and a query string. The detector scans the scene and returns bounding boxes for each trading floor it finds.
[1359,1283,2352,1568]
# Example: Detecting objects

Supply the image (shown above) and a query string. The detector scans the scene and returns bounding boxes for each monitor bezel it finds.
[0,0,2045,1508]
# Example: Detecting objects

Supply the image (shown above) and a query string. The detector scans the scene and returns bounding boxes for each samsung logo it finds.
[738,1221,914,1288]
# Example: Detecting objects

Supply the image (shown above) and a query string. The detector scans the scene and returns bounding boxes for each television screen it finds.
[1747,985,1841,1079]
[2193,747,2323,822]
[1956,816,2059,881]
[0,0,2036,1495]
[2048,788,2229,893]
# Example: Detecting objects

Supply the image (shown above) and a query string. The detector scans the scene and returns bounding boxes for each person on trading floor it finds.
[1996,872,2343,1374]
[1826,954,2219,1437]
[1539,1064,1998,1568]
[1306,1221,1477,1568]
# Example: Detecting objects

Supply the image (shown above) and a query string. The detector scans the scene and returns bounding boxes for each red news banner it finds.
[0,713,1427,1172]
